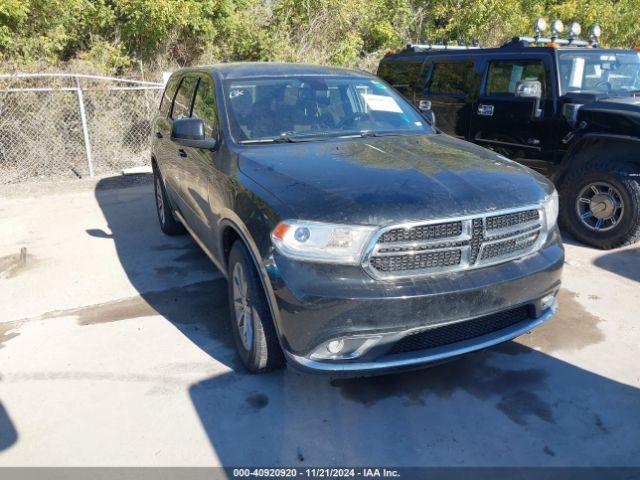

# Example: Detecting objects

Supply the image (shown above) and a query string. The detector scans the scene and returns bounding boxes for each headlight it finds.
[271,220,376,264]
[542,190,559,230]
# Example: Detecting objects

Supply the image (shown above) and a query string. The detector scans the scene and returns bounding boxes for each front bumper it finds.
[266,227,563,374]
[285,301,556,375]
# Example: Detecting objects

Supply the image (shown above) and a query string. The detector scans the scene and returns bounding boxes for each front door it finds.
[178,74,223,253]
[470,56,556,175]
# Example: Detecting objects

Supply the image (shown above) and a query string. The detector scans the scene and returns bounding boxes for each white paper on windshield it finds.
[361,93,402,113]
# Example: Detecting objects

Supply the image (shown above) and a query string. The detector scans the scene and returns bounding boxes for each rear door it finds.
[470,55,556,174]
[419,60,477,139]
[153,76,180,198]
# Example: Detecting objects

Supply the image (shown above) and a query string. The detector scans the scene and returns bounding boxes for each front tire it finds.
[227,241,284,373]
[560,160,640,249]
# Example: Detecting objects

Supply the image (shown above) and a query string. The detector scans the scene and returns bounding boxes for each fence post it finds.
[75,76,94,177]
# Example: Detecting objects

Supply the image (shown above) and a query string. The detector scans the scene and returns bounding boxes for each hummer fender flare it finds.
[553,133,640,185]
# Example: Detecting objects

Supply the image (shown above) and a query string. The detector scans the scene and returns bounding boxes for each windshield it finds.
[558,50,640,95]
[223,75,433,143]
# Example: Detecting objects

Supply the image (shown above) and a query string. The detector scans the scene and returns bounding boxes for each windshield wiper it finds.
[239,135,295,144]
[339,130,408,139]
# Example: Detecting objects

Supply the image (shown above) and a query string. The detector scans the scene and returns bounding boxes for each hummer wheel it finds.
[560,160,640,249]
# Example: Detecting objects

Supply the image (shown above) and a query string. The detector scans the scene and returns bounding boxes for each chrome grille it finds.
[486,210,539,231]
[379,221,462,243]
[370,250,462,272]
[363,206,544,280]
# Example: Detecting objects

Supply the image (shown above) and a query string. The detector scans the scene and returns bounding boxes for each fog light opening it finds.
[326,339,344,354]
[541,292,557,310]
[310,335,383,361]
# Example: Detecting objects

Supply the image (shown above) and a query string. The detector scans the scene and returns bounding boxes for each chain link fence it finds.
[0,73,164,184]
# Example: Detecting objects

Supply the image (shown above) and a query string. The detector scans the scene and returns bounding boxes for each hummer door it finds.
[470,56,556,175]
[419,60,476,139]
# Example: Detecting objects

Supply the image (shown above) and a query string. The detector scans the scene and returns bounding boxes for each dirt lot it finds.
[0,174,639,466]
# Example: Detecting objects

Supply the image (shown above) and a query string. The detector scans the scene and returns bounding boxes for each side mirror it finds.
[418,99,436,126]
[515,80,543,118]
[515,80,542,99]
[171,118,217,149]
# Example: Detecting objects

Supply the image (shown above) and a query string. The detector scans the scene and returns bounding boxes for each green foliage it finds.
[0,0,638,74]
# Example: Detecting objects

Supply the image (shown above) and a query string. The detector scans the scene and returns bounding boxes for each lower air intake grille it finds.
[387,305,532,355]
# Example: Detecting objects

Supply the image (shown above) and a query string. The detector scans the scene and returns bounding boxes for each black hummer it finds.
[377,30,640,249]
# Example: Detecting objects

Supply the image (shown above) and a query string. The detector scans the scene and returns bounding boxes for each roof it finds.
[189,62,373,80]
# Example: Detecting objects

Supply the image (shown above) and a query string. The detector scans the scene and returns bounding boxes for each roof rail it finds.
[503,36,594,48]
[402,43,481,53]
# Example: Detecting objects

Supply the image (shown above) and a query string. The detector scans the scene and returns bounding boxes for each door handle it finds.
[178,149,188,158]
[155,131,163,138]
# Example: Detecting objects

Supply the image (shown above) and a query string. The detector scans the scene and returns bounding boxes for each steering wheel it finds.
[594,80,612,92]
[336,112,369,129]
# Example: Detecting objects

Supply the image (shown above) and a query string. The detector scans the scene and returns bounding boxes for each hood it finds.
[579,95,640,116]
[238,134,553,225]
[577,96,640,137]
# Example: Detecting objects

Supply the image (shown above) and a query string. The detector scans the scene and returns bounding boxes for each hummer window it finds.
[427,62,475,95]
[486,60,548,97]
[378,56,424,96]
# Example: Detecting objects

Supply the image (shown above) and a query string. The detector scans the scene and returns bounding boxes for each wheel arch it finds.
[554,133,640,186]
[218,215,287,349]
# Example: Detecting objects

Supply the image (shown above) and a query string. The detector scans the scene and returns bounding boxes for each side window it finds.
[486,60,548,97]
[379,57,424,99]
[382,59,423,88]
[171,76,198,119]
[191,76,218,137]
[428,61,475,95]
[159,77,179,116]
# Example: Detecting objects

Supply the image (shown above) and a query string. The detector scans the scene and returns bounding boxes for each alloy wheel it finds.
[155,177,165,226]
[232,262,255,351]
[575,181,624,232]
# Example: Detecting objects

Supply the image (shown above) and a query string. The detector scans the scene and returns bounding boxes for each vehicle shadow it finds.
[90,174,240,369]
[0,401,18,453]
[188,304,640,466]
[94,174,640,467]
[592,247,640,283]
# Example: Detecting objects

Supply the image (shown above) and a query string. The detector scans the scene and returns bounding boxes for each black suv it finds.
[151,63,563,375]
[378,38,640,249]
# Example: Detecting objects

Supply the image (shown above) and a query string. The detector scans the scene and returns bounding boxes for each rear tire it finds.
[227,241,284,373]
[560,160,640,249]
[153,167,185,236]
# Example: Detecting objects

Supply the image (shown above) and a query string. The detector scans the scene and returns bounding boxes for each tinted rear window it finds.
[378,57,424,90]
[427,61,475,95]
